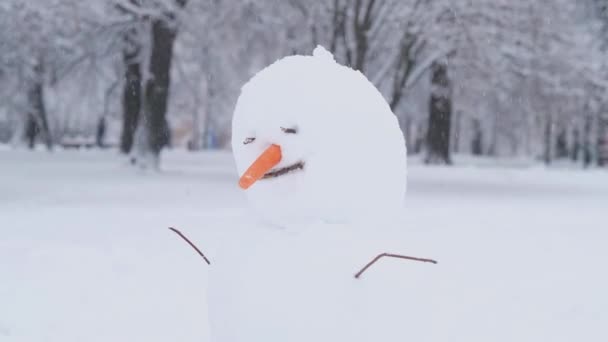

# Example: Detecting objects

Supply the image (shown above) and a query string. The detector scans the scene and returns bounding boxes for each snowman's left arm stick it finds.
[354,253,436,279]
[168,227,211,265]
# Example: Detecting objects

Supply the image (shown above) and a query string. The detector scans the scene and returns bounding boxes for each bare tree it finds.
[425,59,452,164]
[120,24,143,154]
[24,58,53,150]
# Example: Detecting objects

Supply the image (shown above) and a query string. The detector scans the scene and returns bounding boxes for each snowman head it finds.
[232,46,407,226]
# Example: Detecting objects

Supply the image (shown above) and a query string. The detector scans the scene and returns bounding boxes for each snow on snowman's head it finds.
[232,46,407,226]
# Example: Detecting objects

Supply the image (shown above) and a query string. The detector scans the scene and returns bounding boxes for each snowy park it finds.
[2,1,608,342]
[1,149,607,342]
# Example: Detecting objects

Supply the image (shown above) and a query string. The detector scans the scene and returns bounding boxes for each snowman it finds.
[206,46,436,342]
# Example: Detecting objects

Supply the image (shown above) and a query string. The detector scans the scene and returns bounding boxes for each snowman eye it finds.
[243,137,256,145]
[281,126,297,134]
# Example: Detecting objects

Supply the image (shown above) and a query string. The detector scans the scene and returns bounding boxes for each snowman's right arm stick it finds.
[169,227,211,265]
[354,253,437,279]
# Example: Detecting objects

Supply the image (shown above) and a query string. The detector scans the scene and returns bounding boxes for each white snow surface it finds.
[231,46,407,227]
[1,149,608,342]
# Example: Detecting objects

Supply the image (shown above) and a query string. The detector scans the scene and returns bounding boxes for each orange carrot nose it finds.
[239,144,282,190]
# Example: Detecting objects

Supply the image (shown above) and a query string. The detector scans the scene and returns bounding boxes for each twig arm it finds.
[354,252,437,279]
[168,227,211,265]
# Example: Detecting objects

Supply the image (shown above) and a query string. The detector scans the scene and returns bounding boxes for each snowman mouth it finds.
[262,161,305,179]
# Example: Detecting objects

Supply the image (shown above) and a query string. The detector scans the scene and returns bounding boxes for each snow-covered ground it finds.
[1,149,607,342]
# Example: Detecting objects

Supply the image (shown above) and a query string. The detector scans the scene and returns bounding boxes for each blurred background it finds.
[2,0,608,168]
[2,2,608,342]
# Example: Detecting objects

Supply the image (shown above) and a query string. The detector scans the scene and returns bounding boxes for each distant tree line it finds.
[0,0,607,168]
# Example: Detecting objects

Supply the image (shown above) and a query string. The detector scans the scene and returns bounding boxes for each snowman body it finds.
[208,46,413,341]
[208,223,412,342]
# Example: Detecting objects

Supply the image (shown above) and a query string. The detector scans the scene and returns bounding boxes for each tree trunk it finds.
[571,129,580,162]
[598,115,608,167]
[555,128,568,159]
[583,114,593,168]
[543,115,553,165]
[135,19,177,168]
[96,116,106,148]
[24,61,52,150]
[425,59,452,164]
[389,34,416,111]
[119,27,142,154]
[471,119,483,156]
[404,116,412,155]
[352,0,377,71]
[199,45,214,150]
[202,77,214,150]
[24,114,38,149]
[452,110,461,154]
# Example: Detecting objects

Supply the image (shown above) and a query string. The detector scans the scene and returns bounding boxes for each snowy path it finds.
[1,150,607,342]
